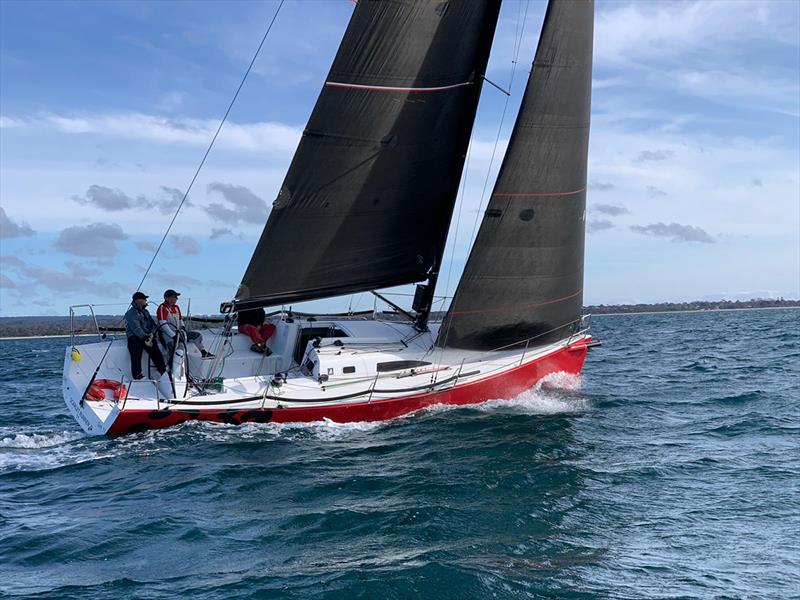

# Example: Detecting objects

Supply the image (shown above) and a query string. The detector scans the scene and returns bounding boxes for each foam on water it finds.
[168,417,390,444]
[0,430,85,449]
[479,371,588,414]
[422,371,587,417]
[0,429,108,472]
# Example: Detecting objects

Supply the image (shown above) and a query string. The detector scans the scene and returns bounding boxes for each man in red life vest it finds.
[237,307,276,354]
[157,289,214,358]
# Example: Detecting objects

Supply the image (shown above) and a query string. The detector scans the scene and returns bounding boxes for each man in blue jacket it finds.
[124,291,167,380]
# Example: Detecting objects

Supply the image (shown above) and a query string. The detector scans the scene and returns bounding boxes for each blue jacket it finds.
[124,305,157,340]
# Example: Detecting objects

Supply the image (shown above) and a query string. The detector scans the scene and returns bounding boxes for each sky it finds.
[1,0,798,318]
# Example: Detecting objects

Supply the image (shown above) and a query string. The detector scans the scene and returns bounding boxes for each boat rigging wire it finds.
[136,0,286,291]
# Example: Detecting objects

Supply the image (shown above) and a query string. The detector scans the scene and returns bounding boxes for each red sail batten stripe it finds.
[493,187,586,198]
[324,80,473,93]
[451,289,582,316]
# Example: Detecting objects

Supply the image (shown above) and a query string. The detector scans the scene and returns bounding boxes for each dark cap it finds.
[132,291,148,302]
[163,289,181,299]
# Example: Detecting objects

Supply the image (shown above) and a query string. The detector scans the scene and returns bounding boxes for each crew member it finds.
[237,307,276,354]
[124,291,167,380]
[157,289,214,358]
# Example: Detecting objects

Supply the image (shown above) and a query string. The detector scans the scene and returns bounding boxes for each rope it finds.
[136,0,286,292]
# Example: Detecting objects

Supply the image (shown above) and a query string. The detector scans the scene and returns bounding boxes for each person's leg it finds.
[239,324,264,345]
[127,336,144,378]
[187,330,214,358]
[259,324,276,342]
[145,344,167,375]
[187,330,204,350]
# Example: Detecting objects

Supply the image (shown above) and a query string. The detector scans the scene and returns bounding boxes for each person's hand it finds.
[144,334,153,347]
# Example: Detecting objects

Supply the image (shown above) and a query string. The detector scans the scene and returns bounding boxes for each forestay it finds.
[236,0,501,311]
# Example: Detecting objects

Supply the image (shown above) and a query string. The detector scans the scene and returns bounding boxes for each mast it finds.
[234,1,501,313]
[438,0,594,350]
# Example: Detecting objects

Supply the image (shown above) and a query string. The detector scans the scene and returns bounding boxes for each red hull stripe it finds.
[324,80,473,93]
[493,187,585,198]
[450,289,582,316]
[106,340,589,436]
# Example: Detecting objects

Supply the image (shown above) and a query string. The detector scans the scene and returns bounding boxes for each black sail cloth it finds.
[438,0,594,351]
[235,1,501,311]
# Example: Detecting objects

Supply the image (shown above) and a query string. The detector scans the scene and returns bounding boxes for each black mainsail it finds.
[438,0,594,350]
[235,1,501,311]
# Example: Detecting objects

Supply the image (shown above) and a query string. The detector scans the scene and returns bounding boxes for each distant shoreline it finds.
[1,302,797,339]
[590,305,800,317]
[0,333,95,341]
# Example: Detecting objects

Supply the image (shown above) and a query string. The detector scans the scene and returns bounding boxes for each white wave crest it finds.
[477,371,587,414]
[475,388,588,415]
[0,429,106,473]
[277,418,388,440]
[184,417,388,443]
[0,430,85,449]
[423,371,587,417]
[536,370,583,392]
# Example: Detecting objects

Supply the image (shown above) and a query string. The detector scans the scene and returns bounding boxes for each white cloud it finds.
[38,112,302,153]
[171,234,199,256]
[596,0,798,66]
[587,219,615,233]
[0,207,35,239]
[635,150,674,163]
[592,204,628,217]
[156,91,184,112]
[72,185,147,211]
[210,227,236,240]
[595,1,800,116]
[0,116,24,129]
[2,255,99,293]
[54,222,128,257]
[71,184,191,214]
[135,240,158,252]
[672,69,800,118]
[630,222,715,244]
[205,182,269,225]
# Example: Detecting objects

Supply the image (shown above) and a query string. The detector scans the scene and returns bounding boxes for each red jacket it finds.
[157,303,183,337]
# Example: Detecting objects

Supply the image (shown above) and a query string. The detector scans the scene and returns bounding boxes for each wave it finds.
[0,430,106,473]
[0,430,85,449]
[711,391,764,405]
[476,387,588,416]
[423,371,588,417]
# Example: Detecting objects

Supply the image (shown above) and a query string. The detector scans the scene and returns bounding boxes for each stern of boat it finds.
[63,344,122,436]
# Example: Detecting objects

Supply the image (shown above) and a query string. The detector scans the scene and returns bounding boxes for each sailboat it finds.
[63,0,597,436]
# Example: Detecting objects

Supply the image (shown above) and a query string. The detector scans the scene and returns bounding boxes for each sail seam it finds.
[493,186,585,198]
[324,80,473,92]
[450,289,582,316]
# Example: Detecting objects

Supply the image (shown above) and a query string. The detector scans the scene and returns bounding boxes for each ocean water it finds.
[1,309,798,599]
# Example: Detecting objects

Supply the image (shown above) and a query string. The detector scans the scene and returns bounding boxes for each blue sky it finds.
[1,0,798,317]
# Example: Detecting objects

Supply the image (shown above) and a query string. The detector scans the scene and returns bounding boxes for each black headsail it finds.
[235,1,501,311]
[438,0,594,351]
